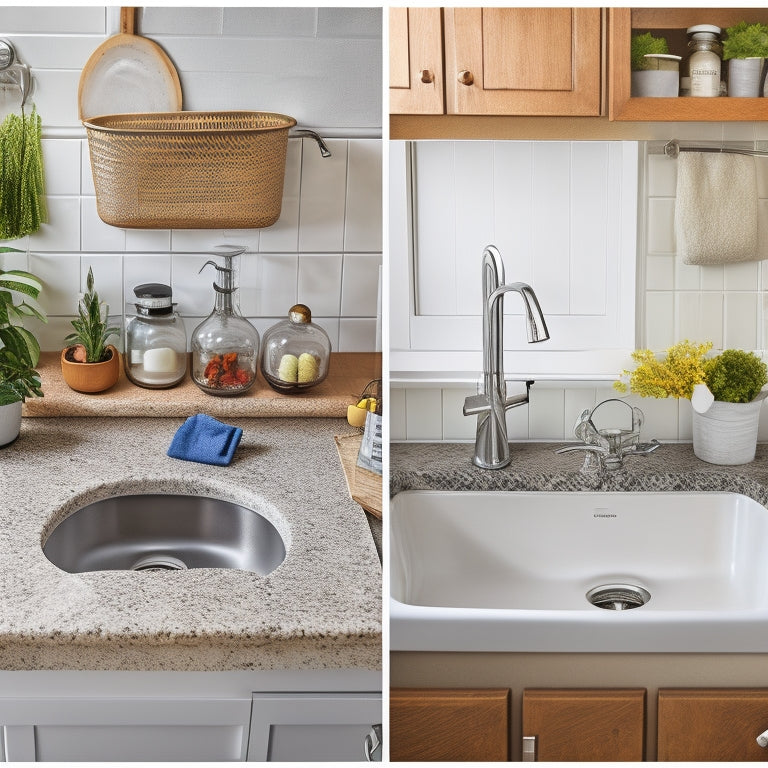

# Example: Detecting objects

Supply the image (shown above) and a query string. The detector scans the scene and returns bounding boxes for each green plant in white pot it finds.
[631,32,681,97]
[0,248,46,446]
[723,21,768,96]
[615,340,768,466]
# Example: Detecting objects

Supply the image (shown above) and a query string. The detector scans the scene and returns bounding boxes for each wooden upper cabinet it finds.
[444,8,602,116]
[522,689,646,762]
[390,687,510,762]
[609,7,768,121]
[389,8,444,115]
[658,689,768,761]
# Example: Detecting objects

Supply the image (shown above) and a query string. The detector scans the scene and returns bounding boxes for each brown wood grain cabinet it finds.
[389,7,602,117]
[522,689,646,762]
[658,689,768,761]
[444,8,602,116]
[389,8,444,115]
[609,7,768,121]
[389,687,510,762]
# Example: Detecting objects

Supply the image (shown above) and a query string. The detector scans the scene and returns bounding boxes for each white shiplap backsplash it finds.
[392,133,768,445]
[0,6,382,354]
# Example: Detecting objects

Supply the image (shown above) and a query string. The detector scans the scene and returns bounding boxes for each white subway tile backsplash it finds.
[389,388,407,442]
[42,139,81,196]
[405,389,443,441]
[700,265,724,291]
[297,254,343,316]
[298,139,348,253]
[82,198,126,252]
[528,388,565,440]
[125,229,171,253]
[341,253,382,318]
[338,318,378,353]
[29,252,80,315]
[645,255,674,292]
[242,254,297,317]
[344,140,383,252]
[123,254,172,305]
[442,388,477,441]
[724,261,760,291]
[30,197,81,252]
[259,140,301,253]
[725,292,759,349]
[673,257,701,292]
[647,153,677,197]
[645,292,675,350]
[646,198,676,254]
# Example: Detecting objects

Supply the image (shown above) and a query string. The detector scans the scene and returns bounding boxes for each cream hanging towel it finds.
[674,151,761,265]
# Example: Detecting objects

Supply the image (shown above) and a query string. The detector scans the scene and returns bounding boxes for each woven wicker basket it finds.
[83,111,297,229]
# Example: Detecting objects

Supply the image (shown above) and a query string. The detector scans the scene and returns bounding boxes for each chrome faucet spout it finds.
[465,245,550,469]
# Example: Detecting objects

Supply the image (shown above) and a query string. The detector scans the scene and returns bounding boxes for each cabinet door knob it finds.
[457,70,474,86]
[420,69,434,84]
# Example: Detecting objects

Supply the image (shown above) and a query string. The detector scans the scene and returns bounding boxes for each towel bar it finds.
[662,139,768,158]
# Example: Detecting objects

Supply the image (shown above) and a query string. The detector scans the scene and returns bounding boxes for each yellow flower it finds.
[614,340,712,400]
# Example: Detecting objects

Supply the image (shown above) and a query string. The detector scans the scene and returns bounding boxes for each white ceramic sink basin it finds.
[390,490,768,652]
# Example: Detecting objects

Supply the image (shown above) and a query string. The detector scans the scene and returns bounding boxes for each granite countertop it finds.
[1,417,381,672]
[390,440,768,503]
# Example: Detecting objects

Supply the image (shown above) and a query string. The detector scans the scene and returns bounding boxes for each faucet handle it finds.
[463,393,490,416]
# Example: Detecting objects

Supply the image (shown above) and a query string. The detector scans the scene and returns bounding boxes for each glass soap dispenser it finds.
[124,283,187,389]
[261,304,331,393]
[191,247,259,396]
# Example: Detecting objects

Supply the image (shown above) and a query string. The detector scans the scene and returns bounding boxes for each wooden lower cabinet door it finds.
[390,687,509,761]
[522,689,646,761]
[658,689,768,761]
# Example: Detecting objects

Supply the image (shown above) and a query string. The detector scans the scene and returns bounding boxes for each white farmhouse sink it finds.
[390,491,768,652]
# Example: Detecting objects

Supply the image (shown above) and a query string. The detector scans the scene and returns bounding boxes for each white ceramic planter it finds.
[727,57,765,97]
[0,400,22,447]
[631,54,681,97]
[692,398,764,465]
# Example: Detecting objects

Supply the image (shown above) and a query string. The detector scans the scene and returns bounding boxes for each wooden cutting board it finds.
[334,434,382,519]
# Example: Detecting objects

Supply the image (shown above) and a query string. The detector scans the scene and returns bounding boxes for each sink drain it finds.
[586,584,650,611]
[130,554,188,572]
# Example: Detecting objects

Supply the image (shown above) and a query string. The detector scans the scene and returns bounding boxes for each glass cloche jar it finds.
[261,304,331,393]
[191,249,259,396]
[124,283,187,389]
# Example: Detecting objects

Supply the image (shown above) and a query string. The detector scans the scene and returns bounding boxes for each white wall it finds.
[392,124,768,444]
[0,6,382,354]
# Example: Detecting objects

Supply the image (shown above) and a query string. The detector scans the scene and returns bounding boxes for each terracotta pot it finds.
[60,345,120,393]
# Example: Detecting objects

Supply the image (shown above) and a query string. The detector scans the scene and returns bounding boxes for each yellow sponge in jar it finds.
[298,352,319,383]
[278,354,298,382]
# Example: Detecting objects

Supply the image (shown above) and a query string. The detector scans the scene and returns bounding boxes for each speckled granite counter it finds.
[24,352,380,418]
[391,440,768,503]
[1,417,381,671]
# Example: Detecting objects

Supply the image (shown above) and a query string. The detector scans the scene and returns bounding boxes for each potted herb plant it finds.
[631,32,681,97]
[61,266,120,393]
[723,21,768,97]
[616,340,768,465]
[0,249,46,446]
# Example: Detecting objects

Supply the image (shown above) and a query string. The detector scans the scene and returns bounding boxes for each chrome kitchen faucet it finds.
[463,245,550,469]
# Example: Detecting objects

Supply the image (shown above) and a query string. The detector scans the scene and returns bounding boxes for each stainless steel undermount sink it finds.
[390,490,768,653]
[43,494,286,575]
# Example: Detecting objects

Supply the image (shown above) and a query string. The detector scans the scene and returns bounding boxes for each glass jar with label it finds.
[260,304,331,393]
[124,283,187,388]
[682,24,722,97]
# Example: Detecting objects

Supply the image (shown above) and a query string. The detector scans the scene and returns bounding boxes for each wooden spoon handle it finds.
[120,7,135,35]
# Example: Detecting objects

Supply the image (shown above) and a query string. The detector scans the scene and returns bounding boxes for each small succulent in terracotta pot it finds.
[61,267,120,393]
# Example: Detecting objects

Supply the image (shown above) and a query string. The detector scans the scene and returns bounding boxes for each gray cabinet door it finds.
[0,698,252,761]
[247,692,382,762]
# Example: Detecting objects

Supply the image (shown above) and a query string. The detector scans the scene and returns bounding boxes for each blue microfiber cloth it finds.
[167,413,243,466]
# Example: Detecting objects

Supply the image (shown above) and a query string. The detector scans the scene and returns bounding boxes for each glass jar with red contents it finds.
[190,247,259,396]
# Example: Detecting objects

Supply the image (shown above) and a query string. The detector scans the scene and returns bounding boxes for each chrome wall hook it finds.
[0,40,31,107]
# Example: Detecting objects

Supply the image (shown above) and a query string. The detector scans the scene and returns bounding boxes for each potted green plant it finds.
[61,266,120,393]
[631,32,681,97]
[615,340,768,465]
[0,248,46,446]
[723,21,768,97]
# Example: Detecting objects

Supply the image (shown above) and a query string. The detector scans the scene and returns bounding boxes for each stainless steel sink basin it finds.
[43,494,286,575]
